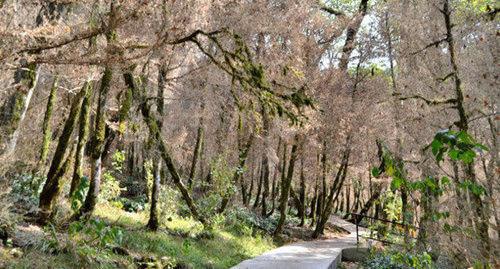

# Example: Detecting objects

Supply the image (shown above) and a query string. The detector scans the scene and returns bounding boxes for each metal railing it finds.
[347,212,421,246]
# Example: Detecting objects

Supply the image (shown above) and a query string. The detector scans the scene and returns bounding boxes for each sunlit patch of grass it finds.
[7,203,276,269]
[121,216,276,268]
[94,202,148,228]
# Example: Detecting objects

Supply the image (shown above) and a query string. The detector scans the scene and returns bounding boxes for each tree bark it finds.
[442,0,490,253]
[38,77,58,168]
[147,63,167,230]
[75,68,113,219]
[299,159,306,226]
[38,83,87,224]
[274,136,299,235]
[338,0,369,71]
[69,82,93,197]
[147,158,161,230]
[313,148,350,238]
[218,133,253,213]
[0,64,40,158]
[188,113,204,189]
[253,161,263,209]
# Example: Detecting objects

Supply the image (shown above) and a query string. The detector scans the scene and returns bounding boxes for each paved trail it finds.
[232,215,366,269]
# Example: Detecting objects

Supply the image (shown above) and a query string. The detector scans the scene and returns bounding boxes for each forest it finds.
[0,0,498,268]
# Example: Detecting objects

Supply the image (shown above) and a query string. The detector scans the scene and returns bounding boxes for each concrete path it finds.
[232,215,366,269]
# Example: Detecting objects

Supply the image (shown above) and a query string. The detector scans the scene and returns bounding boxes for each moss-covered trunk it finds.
[0,64,39,157]
[76,68,113,219]
[188,115,204,189]
[274,137,299,235]
[260,154,270,216]
[38,83,87,224]
[253,161,263,209]
[218,131,253,213]
[69,82,93,197]
[313,147,350,238]
[147,64,167,230]
[147,158,161,230]
[38,77,58,168]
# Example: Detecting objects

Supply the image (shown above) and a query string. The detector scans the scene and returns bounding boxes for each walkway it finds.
[232,215,366,269]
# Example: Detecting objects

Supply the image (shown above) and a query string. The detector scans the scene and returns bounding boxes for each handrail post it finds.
[355,214,359,246]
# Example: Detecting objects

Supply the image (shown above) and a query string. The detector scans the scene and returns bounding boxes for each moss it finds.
[70,82,93,196]
[117,87,133,135]
[38,85,86,224]
[39,77,58,164]
[91,68,112,159]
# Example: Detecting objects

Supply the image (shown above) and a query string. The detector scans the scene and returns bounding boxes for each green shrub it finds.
[363,250,434,269]
[118,196,146,212]
[10,173,44,209]
[69,218,123,249]
[71,176,89,213]
[99,172,125,202]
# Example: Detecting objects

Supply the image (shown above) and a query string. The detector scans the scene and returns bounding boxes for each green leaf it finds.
[431,139,443,156]
[436,149,445,163]
[440,176,451,186]
[448,149,460,160]
[460,150,476,164]
[474,143,488,152]
[390,177,404,191]
[371,167,381,177]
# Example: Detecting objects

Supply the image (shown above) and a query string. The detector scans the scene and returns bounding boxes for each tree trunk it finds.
[253,161,263,209]
[218,133,253,213]
[38,77,58,169]
[274,137,299,235]
[260,154,270,216]
[267,163,278,217]
[442,0,490,253]
[75,68,113,219]
[338,0,369,71]
[38,83,87,224]
[313,148,350,238]
[0,64,40,158]
[299,159,306,226]
[123,71,207,225]
[188,114,204,189]
[147,63,167,230]
[147,158,161,230]
[69,82,93,197]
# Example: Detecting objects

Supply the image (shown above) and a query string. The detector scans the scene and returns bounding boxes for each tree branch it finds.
[411,37,447,55]
[320,6,345,17]
[396,93,457,106]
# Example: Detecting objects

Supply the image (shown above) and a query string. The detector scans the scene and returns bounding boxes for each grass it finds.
[5,203,276,269]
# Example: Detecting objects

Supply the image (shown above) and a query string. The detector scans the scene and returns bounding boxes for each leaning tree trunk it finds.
[147,64,167,230]
[124,71,207,225]
[75,68,113,219]
[218,126,253,214]
[188,113,204,189]
[0,64,40,158]
[38,77,58,169]
[69,82,93,197]
[313,148,350,238]
[38,83,87,224]
[442,0,490,253]
[274,137,299,235]
[260,154,270,216]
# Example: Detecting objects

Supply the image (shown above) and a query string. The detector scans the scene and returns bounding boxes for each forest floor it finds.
[0,203,355,269]
[1,203,275,268]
